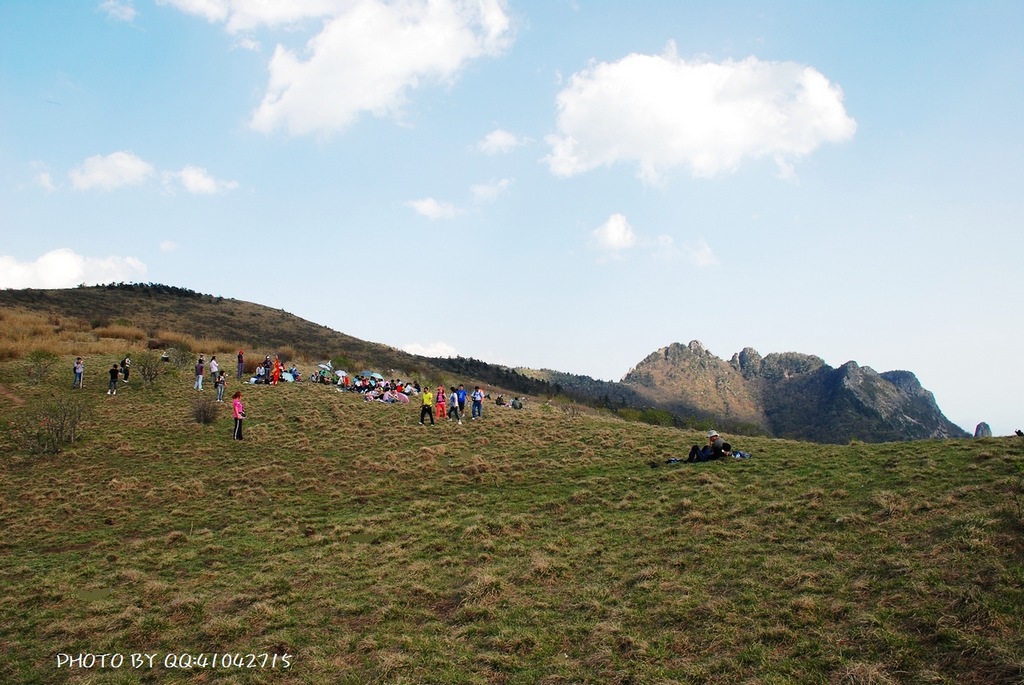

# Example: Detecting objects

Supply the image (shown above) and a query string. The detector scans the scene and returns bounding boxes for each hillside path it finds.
[0,384,25,406]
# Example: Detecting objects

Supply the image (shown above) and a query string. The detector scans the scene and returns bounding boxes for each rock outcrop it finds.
[620,341,967,444]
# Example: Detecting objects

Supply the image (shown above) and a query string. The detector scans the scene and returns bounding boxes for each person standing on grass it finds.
[72,357,84,389]
[420,386,435,425]
[435,385,447,420]
[107,364,120,395]
[215,371,226,402]
[471,386,484,419]
[448,386,462,424]
[209,355,219,384]
[194,355,205,390]
[456,384,467,416]
[236,350,244,379]
[120,355,131,383]
[232,390,245,440]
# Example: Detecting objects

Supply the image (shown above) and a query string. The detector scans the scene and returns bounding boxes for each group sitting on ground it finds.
[494,394,523,409]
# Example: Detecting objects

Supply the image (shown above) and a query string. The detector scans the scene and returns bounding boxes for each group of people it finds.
[193,354,231,402]
[68,349,513,440]
[418,384,487,425]
[350,376,419,398]
[72,356,132,396]
[250,355,301,386]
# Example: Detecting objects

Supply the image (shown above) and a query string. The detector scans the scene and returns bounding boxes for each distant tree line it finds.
[79,282,223,302]
[428,356,568,399]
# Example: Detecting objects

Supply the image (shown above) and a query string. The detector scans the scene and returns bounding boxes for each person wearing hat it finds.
[686,430,729,462]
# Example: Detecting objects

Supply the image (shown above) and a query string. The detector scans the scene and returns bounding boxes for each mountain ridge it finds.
[619,340,967,443]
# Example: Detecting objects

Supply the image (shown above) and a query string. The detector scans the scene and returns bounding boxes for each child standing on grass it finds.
[107,364,120,395]
[215,371,226,402]
[232,391,245,440]
[435,386,447,420]
[194,355,205,390]
[120,355,131,383]
[72,357,84,389]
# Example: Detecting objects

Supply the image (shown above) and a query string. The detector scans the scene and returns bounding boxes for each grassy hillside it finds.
[0,286,555,399]
[1,335,1023,683]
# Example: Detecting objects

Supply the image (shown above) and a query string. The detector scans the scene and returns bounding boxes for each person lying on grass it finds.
[652,430,751,467]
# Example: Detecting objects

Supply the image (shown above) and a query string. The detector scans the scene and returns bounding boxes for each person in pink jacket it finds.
[232,391,246,440]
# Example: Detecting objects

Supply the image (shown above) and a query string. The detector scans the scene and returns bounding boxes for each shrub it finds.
[26,350,60,385]
[132,349,163,385]
[167,347,195,370]
[277,346,295,363]
[8,396,89,454]
[191,396,220,425]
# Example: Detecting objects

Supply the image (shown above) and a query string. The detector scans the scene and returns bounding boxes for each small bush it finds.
[192,396,220,425]
[132,349,163,385]
[167,347,195,370]
[26,350,60,385]
[244,357,268,375]
[8,396,89,454]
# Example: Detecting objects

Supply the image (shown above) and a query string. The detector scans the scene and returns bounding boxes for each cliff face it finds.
[621,341,967,443]
[622,341,765,427]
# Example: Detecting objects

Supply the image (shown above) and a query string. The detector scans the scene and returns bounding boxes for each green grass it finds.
[1,355,1023,684]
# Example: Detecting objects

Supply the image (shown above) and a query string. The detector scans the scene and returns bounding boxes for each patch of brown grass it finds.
[91,323,147,341]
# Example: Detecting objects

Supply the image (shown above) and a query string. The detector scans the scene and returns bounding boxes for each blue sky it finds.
[2,1,1022,435]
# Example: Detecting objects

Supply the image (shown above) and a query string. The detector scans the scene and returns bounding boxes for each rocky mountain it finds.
[620,341,967,443]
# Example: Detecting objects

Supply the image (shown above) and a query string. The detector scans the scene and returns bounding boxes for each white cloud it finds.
[244,0,512,135]
[159,240,178,252]
[590,213,636,254]
[477,128,524,154]
[157,0,337,31]
[471,177,512,201]
[403,341,459,357]
[0,249,146,289]
[99,0,137,21]
[163,165,239,194]
[675,238,718,267]
[69,151,154,191]
[37,173,56,191]
[234,36,261,52]
[545,44,856,182]
[645,235,719,266]
[30,162,57,191]
[407,197,459,219]
[155,0,230,24]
